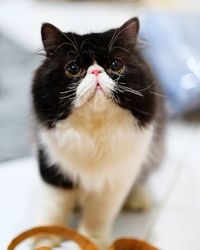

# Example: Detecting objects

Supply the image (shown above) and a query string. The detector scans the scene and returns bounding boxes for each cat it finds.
[31,17,165,249]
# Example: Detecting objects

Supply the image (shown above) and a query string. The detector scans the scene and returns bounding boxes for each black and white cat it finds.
[32,17,165,248]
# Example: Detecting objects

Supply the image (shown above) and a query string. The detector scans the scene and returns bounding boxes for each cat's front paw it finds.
[124,186,151,212]
[78,227,109,250]
[30,234,63,249]
[91,238,109,250]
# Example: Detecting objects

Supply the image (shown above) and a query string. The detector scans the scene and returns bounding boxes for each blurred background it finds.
[1,0,200,250]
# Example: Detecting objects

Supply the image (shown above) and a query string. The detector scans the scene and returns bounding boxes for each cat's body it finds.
[32,18,165,249]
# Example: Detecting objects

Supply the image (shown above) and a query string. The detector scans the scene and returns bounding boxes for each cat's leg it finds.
[35,182,77,226]
[124,131,165,212]
[78,176,135,250]
[123,183,151,212]
[124,154,165,212]
[32,149,77,248]
[123,161,154,212]
[33,183,77,247]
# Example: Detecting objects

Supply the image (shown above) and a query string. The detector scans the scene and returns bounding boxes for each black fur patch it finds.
[38,148,75,189]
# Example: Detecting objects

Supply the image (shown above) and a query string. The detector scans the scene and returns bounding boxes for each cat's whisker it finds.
[59,86,78,95]
[61,32,79,52]
[71,33,79,49]
[116,81,125,85]
[138,82,155,92]
[67,84,80,90]
[111,92,120,104]
[108,22,150,53]
[108,28,118,51]
[150,91,167,99]
[117,84,143,97]
[59,80,81,96]
[54,42,78,53]
[69,97,77,101]
[20,48,46,63]
[116,81,155,93]
[71,80,81,86]
[114,72,124,82]
[113,86,124,93]
[30,47,46,55]
[108,22,138,51]
[108,27,128,51]
[110,45,135,57]
[70,84,79,88]
[44,33,78,53]
[56,110,65,119]
[67,86,78,90]
[136,36,151,49]
[80,37,98,53]
[60,89,76,95]
[59,92,76,100]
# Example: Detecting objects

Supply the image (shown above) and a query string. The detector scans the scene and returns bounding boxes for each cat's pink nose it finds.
[91,69,101,76]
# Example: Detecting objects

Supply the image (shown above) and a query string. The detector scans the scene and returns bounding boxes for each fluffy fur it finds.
[40,101,154,191]
[31,17,165,249]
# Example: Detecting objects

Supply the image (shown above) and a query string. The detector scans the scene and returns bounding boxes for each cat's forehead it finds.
[58,29,134,66]
[63,31,113,65]
[73,32,110,57]
[41,19,139,62]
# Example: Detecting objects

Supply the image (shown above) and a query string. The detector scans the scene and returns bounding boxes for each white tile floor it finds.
[1,121,200,250]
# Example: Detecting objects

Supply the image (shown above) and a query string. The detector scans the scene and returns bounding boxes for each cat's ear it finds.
[41,23,65,57]
[118,17,139,40]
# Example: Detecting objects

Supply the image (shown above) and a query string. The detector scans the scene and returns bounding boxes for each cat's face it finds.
[32,18,156,128]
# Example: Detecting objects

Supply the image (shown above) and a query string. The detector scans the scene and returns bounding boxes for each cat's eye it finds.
[110,59,125,74]
[65,62,81,78]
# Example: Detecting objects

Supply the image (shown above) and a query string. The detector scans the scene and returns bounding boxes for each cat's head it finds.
[32,17,156,128]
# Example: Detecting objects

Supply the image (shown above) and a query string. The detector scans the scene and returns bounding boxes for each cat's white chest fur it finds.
[40,99,153,191]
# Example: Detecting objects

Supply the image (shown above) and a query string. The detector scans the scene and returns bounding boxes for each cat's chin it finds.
[75,89,113,113]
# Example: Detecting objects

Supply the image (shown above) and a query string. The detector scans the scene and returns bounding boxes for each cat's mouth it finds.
[95,82,106,94]
[73,72,114,109]
[95,82,103,90]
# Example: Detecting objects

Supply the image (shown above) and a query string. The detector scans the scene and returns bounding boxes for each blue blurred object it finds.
[142,10,200,117]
